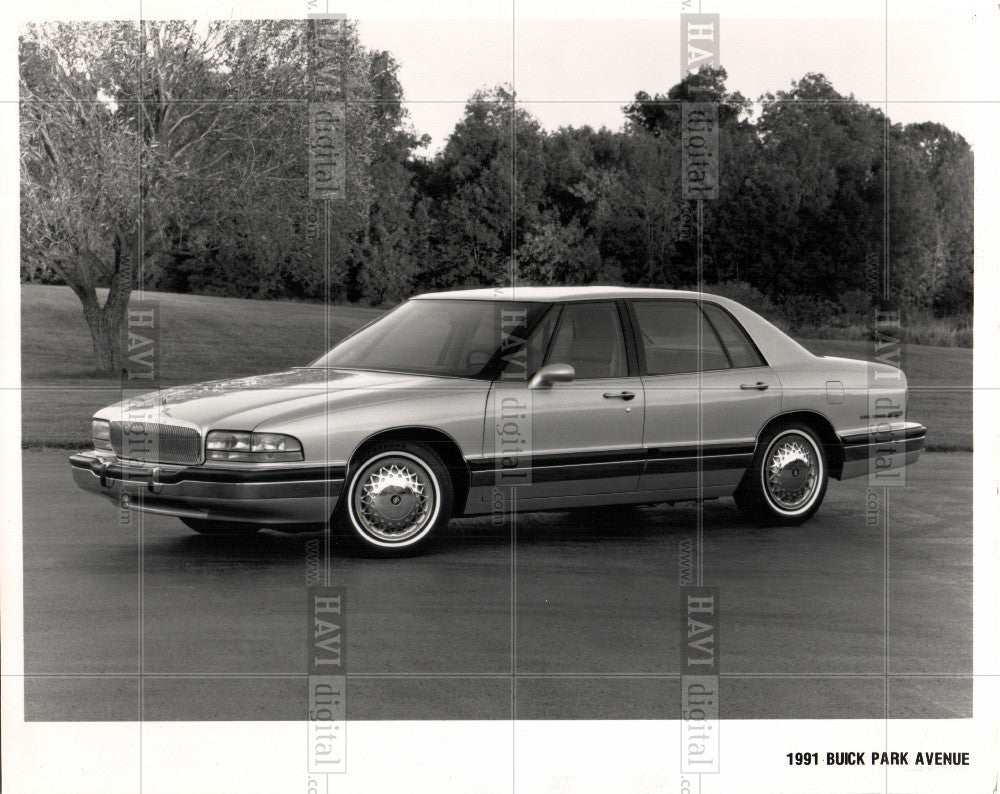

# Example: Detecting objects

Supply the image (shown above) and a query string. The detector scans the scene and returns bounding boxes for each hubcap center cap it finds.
[371,484,417,523]
[778,460,808,489]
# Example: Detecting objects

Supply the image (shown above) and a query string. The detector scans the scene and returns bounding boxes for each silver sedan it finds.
[71,287,925,554]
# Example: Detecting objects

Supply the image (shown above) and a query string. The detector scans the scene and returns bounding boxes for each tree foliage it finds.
[21,26,973,375]
[20,20,424,373]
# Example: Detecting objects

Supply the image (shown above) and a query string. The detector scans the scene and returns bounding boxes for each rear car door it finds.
[630,299,782,496]
[484,300,645,503]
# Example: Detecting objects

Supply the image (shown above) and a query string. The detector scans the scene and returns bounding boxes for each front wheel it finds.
[340,442,453,555]
[180,518,262,536]
[734,423,828,526]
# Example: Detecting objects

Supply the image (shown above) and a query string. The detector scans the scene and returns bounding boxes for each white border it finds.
[2,2,997,792]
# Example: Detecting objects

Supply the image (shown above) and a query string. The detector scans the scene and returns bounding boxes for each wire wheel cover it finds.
[764,434,819,511]
[353,457,435,542]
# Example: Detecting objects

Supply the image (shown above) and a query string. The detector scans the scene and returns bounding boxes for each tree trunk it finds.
[75,240,134,377]
[82,303,122,375]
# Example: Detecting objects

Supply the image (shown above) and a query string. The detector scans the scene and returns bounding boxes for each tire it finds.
[734,422,828,526]
[180,518,262,536]
[338,441,453,555]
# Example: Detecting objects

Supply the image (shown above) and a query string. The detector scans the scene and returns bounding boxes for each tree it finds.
[353,49,429,304]
[20,23,142,374]
[20,20,409,371]
[749,74,887,298]
[21,22,306,372]
[619,67,754,285]
[623,66,749,136]
[900,122,973,314]
[518,215,601,284]
[582,132,684,285]
[419,86,547,289]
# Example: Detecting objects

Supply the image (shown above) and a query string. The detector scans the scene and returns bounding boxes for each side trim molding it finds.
[467,442,757,487]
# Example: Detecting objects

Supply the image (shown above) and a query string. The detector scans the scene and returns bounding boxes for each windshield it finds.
[310,299,553,378]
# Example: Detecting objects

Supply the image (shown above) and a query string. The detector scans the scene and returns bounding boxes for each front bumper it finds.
[70,450,345,524]
[838,422,926,481]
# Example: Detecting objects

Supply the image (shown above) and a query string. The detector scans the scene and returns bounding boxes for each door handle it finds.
[740,382,770,391]
[603,391,636,401]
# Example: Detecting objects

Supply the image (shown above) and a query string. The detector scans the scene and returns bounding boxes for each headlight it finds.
[205,430,303,462]
[91,419,112,451]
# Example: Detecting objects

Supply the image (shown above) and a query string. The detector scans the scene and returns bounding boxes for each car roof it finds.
[415,285,815,365]
[411,286,717,303]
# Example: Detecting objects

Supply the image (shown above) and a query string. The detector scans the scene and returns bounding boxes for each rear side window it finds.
[702,304,766,368]
[632,300,730,375]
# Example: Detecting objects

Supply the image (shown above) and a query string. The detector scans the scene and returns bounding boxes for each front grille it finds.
[109,421,202,465]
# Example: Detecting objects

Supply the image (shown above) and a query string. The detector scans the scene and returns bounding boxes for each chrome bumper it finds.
[837,422,926,481]
[70,451,345,524]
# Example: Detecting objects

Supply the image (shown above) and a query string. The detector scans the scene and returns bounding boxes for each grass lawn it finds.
[21,284,972,449]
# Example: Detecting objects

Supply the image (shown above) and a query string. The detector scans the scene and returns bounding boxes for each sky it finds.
[354,3,981,154]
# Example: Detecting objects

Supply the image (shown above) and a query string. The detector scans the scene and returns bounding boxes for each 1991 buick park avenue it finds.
[71,287,926,554]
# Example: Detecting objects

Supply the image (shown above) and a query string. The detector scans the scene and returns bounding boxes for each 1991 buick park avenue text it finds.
[71,287,925,554]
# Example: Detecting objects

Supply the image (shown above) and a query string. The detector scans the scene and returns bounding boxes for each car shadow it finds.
[435,498,780,549]
[147,497,768,564]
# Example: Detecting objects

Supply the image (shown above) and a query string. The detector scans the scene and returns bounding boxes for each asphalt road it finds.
[21,450,972,721]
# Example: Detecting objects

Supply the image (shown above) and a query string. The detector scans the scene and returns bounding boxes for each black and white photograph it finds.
[2,0,997,791]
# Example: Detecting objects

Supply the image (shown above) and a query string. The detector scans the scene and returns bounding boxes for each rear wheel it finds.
[180,518,262,536]
[339,441,453,555]
[735,422,828,526]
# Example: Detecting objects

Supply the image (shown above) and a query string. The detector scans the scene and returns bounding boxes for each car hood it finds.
[95,368,481,431]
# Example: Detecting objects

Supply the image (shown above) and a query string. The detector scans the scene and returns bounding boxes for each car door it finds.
[630,299,782,496]
[483,300,645,504]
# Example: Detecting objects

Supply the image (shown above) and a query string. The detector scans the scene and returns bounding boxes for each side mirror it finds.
[529,363,575,390]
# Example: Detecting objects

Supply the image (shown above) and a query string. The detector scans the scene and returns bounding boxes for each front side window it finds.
[544,302,627,379]
[311,299,550,378]
[633,300,730,375]
[523,305,560,375]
